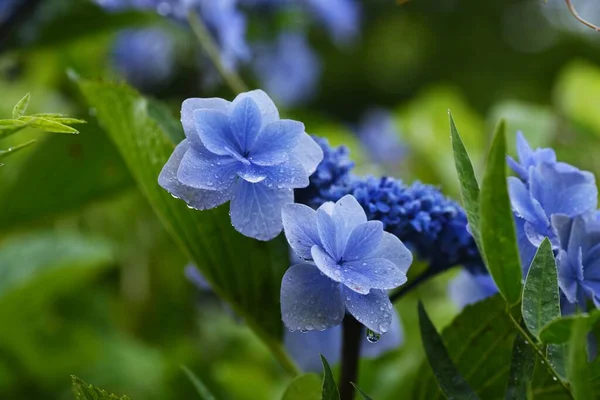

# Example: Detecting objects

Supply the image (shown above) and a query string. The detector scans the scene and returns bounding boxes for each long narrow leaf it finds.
[12,93,30,118]
[320,355,340,400]
[0,139,36,160]
[479,120,523,305]
[505,332,536,400]
[181,366,216,400]
[418,301,479,400]
[568,318,595,400]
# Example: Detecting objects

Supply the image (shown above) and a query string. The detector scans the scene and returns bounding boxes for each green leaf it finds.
[11,93,30,119]
[547,344,568,381]
[522,238,560,338]
[567,318,595,400]
[320,355,340,400]
[76,79,295,373]
[418,301,479,400]
[539,311,600,344]
[504,332,536,400]
[479,120,522,305]
[71,375,132,400]
[18,116,80,134]
[0,122,133,230]
[449,112,482,254]
[0,118,31,138]
[351,383,374,400]
[281,374,321,400]
[0,139,36,160]
[181,366,216,400]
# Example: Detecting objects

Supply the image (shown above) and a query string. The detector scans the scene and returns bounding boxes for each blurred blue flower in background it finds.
[0,0,19,24]
[253,32,322,107]
[159,90,323,240]
[284,310,404,372]
[553,213,600,313]
[355,108,406,167]
[304,0,361,44]
[448,270,498,310]
[281,195,412,334]
[111,28,176,89]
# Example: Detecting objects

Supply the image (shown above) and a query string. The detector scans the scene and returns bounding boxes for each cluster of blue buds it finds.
[297,138,482,273]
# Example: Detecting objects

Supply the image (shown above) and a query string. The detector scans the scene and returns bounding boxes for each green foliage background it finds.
[2,0,600,399]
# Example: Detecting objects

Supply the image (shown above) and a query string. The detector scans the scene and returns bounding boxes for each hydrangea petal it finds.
[316,208,342,260]
[230,180,293,240]
[249,120,304,166]
[237,163,267,183]
[344,288,393,334]
[177,148,239,190]
[195,109,242,156]
[233,89,279,127]
[262,156,309,189]
[158,141,232,210]
[282,203,322,260]
[230,96,262,152]
[343,221,384,261]
[331,195,368,255]
[311,245,368,293]
[370,232,413,275]
[448,270,498,310]
[515,217,537,272]
[181,97,230,150]
[342,258,407,291]
[293,133,324,175]
[281,263,345,332]
[508,177,541,222]
[557,249,581,303]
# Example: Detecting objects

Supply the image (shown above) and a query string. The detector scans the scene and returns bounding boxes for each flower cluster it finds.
[159,90,323,240]
[296,139,482,273]
[280,195,413,334]
[450,132,600,313]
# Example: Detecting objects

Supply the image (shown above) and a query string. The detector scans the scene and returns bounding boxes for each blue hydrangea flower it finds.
[280,195,413,334]
[553,213,600,313]
[448,269,498,310]
[252,32,322,108]
[111,28,176,89]
[284,310,404,372]
[508,142,597,268]
[304,0,361,44]
[159,90,323,240]
[355,109,406,167]
[507,131,558,182]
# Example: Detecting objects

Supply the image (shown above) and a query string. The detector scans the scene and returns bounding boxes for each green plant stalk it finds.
[507,311,573,399]
[187,10,249,95]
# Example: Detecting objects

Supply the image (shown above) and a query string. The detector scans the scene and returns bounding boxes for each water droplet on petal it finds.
[366,329,380,343]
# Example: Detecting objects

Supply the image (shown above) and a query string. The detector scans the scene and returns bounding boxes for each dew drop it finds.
[552,377,557,381]
[366,329,380,343]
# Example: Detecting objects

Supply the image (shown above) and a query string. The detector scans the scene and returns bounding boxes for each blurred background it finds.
[1,0,600,398]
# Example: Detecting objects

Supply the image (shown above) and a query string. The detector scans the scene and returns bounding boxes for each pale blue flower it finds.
[553,213,600,312]
[448,270,498,310]
[284,310,404,372]
[280,195,413,334]
[355,109,405,167]
[252,32,322,107]
[159,90,323,240]
[305,0,361,44]
[507,131,557,182]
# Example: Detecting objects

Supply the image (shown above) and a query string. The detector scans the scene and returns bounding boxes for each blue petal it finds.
[262,156,309,189]
[316,207,341,260]
[312,245,369,293]
[195,109,242,156]
[158,140,232,210]
[369,232,413,275]
[230,180,293,240]
[177,147,240,190]
[237,163,267,183]
[344,288,393,334]
[230,96,262,152]
[284,327,341,373]
[280,263,345,332]
[557,249,580,303]
[343,221,384,261]
[248,120,304,166]
[551,214,573,251]
[233,90,279,127]
[508,177,544,222]
[181,98,230,150]
[282,203,322,260]
[342,258,406,292]
[331,195,368,255]
[515,217,538,273]
[293,133,324,175]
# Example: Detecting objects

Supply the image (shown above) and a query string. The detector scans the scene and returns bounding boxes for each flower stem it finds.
[187,10,249,95]
[340,316,362,400]
[564,0,600,32]
[389,268,439,303]
[507,312,573,399]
